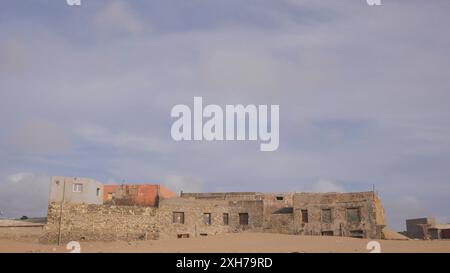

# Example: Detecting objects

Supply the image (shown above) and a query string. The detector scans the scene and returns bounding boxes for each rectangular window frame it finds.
[173,212,185,224]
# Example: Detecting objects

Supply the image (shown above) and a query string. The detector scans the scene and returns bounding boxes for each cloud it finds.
[94,1,144,35]
[164,175,204,194]
[6,119,72,156]
[0,173,50,218]
[384,195,426,231]
[0,0,450,230]
[76,125,169,154]
[312,179,345,193]
[0,39,29,75]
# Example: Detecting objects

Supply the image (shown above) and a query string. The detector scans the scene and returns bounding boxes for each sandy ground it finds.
[1,232,450,253]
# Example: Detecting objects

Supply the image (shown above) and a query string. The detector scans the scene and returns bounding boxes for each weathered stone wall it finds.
[180,192,295,234]
[405,217,436,239]
[41,202,159,243]
[158,198,230,239]
[292,192,386,239]
[263,213,294,234]
[228,200,264,232]
[260,193,294,234]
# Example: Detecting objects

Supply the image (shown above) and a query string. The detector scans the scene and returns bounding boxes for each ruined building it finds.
[42,176,387,243]
[406,217,450,240]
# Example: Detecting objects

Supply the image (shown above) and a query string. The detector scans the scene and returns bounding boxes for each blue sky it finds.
[1,0,450,230]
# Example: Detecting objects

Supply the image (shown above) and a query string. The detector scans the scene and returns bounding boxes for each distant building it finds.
[428,225,450,240]
[405,217,450,240]
[406,218,436,239]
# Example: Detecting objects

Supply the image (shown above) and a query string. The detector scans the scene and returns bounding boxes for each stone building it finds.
[42,176,388,243]
[292,192,386,239]
[179,191,386,239]
[405,217,436,239]
[406,217,450,240]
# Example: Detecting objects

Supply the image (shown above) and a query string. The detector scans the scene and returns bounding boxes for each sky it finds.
[0,0,450,231]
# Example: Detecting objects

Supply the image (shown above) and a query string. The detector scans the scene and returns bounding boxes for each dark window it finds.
[239,213,249,225]
[349,230,364,238]
[322,230,334,236]
[173,212,185,224]
[321,209,332,223]
[273,207,293,214]
[177,234,189,238]
[276,196,284,201]
[301,209,309,223]
[96,188,100,196]
[223,213,229,225]
[203,213,211,225]
[347,208,361,223]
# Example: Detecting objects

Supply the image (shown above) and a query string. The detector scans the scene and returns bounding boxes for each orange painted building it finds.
[103,184,176,207]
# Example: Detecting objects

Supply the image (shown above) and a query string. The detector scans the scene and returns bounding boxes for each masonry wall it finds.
[42,202,159,243]
[228,200,264,232]
[406,218,436,239]
[157,198,230,239]
[260,193,294,234]
[180,192,295,234]
[292,192,386,239]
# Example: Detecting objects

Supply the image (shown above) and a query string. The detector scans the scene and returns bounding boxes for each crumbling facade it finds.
[42,176,387,243]
[103,184,176,206]
[406,217,450,240]
[292,192,386,239]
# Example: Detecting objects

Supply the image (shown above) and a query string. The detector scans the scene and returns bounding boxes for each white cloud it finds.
[312,179,345,193]
[384,195,426,231]
[0,0,450,229]
[7,119,72,156]
[0,173,50,218]
[94,1,144,35]
[77,125,169,154]
[7,173,33,183]
[164,175,204,193]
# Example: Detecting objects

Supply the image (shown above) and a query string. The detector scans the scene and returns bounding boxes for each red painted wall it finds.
[103,184,176,206]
